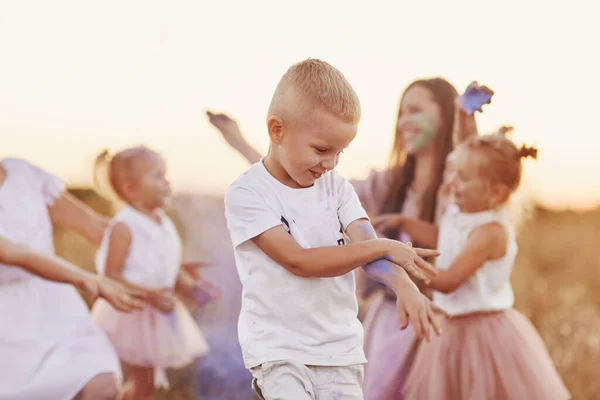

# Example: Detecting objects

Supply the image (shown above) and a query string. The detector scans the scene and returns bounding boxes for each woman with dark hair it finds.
[353,78,464,399]
[206,77,484,399]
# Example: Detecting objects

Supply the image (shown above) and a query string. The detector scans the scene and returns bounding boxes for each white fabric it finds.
[0,158,121,400]
[93,206,208,388]
[250,360,364,400]
[434,203,518,316]
[225,161,369,369]
[95,206,182,289]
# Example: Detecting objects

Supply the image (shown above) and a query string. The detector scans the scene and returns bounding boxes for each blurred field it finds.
[53,188,600,399]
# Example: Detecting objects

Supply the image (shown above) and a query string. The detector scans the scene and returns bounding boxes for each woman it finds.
[206,78,483,399]
[0,158,143,400]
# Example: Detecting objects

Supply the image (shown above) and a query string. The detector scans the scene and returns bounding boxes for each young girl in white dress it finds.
[91,146,212,400]
[396,134,570,399]
[0,158,143,400]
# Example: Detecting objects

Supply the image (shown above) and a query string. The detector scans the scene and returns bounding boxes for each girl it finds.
[399,134,570,399]
[91,146,211,400]
[207,79,487,399]
[0,157,142,400]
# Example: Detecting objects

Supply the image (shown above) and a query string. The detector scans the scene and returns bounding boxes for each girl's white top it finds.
[96,205,182,289]
[434,204,518,316]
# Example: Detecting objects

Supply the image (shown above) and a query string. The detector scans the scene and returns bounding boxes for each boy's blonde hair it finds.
[268,58,361,124]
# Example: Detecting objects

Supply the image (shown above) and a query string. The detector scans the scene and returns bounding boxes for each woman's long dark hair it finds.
[381,78,457,243]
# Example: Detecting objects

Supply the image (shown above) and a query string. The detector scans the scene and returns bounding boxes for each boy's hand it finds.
[395,280,448,341]
[146,288,177,314]
[386,240,439,283]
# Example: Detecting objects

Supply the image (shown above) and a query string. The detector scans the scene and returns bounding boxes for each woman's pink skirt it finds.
[362,293,419,400]
[92,298,209,369]
[404,309,570,400]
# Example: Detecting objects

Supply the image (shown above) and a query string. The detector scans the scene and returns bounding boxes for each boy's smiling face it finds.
[268,107,358,189]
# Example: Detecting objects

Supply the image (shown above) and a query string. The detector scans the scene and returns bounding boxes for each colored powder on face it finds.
[411,113,436,150]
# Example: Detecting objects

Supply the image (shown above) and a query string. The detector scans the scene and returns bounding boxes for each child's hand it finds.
[372,213,403,233]
[386,240,439,283]
[85,276,146,312]
[189,277,221,307]
[395,282,448,341]
[146,288,177,314]
[206,111,246,150]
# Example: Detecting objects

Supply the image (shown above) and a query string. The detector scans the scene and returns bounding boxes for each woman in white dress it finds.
[0,158,142,400]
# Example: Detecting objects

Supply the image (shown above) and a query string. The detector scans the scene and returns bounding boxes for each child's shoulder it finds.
[109,207,179,241]
[227,162,263,190]
[225,163,271,204]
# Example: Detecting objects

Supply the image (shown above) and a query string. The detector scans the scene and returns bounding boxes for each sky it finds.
[1,0,598,210]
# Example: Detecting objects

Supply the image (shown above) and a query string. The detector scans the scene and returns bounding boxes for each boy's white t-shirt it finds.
[225,161,369,369]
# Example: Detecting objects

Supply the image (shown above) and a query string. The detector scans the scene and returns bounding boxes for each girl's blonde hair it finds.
[461,131,538,193]
[93,146,158,203]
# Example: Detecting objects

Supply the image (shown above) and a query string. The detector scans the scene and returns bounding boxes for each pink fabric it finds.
[351,168,422,400]
[404,309,570,399]
[92,298,208,369]
[361,294,418,400]
[350,169,392,217]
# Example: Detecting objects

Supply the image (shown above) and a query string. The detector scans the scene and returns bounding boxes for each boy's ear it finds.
[267,116,285,145]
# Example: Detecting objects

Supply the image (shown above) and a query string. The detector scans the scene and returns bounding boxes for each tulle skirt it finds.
[92,298,209,369]
[404,309,570,400]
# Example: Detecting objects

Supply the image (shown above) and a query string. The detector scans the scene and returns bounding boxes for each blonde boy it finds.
[225,59,445,399]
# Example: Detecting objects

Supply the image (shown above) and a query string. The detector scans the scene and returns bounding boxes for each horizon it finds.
[1,1,598,211]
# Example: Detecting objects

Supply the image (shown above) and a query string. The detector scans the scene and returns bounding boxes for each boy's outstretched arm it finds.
[251,225,438,281]
[227,184,438,283]
[345,219,448,341]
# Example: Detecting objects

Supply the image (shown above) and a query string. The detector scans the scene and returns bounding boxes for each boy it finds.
[225,59,446,399]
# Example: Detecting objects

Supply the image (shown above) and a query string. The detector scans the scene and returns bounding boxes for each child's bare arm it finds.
[104,223,175,312]
[251,223,438,280]
[372,214,439,249]
[104,223,132,282]
[428,223,507,294]
[345,219,447,340]
[48,192,109,247]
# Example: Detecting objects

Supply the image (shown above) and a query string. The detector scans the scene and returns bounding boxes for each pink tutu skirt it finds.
[404,309,570,400]
[92,298,209,370]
